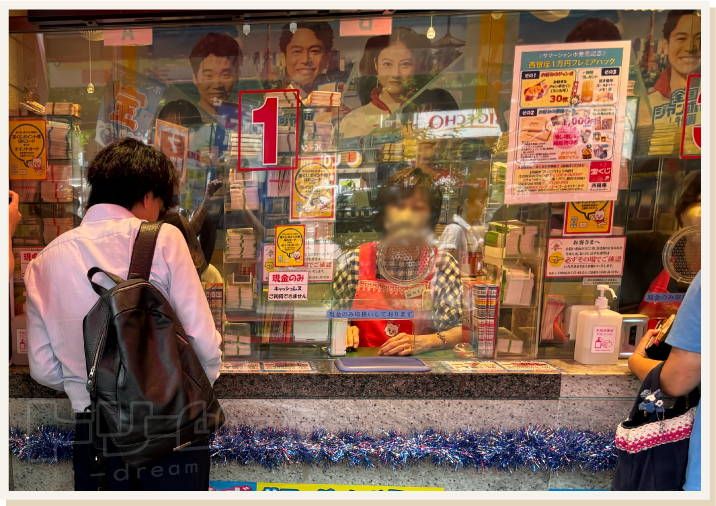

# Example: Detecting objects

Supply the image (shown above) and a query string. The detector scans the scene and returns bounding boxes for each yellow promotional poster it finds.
[209,480,443,491]
[9,118,47,180]
[563,201,614,236]
[275,225,306,267]
[291,155,336,221]
[520,70,576,108]
[255,482,443,491]
[680,74,701,159]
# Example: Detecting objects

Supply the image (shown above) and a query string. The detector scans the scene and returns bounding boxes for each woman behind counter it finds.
[332,167,463,356]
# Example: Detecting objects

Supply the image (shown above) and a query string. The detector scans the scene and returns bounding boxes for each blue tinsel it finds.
[9,425,617,473]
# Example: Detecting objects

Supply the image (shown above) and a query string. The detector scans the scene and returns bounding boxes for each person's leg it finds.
[72,419,98,491]
[133,438,211,491]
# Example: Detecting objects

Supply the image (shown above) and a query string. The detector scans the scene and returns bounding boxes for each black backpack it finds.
[83,222,224,468]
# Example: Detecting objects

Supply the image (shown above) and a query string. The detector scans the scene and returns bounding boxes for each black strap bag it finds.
[83,222,224,468]
[611,361,699,490]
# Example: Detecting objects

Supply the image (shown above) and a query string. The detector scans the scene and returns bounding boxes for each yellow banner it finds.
[275,225,305,267]
[564,201,614,235]
[10,118,47,180]
[291,155,336,221]
[256,482,443,491]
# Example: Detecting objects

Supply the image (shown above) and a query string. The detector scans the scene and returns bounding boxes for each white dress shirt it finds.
[25,204,222,412]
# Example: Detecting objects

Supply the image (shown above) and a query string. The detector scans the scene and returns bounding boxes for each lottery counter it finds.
[9,359,639,491]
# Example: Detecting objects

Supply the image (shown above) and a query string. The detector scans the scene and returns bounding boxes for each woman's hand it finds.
[633,329,658,359]
[379,333,413,355]
[628,329,662,381]
[204,180,222,199]
[345,325,359,349]
[379,333,442,356]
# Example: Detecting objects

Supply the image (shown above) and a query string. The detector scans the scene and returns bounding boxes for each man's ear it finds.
[279,53,287,69]
[192,67,199,87]
[142,192,152,208]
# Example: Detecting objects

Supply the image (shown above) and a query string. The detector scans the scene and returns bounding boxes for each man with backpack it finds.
[25,139,223,491]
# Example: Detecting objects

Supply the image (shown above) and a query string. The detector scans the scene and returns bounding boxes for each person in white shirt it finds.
[25,138,222,491]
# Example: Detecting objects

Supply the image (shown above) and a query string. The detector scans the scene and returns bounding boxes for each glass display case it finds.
[8,9,702,365]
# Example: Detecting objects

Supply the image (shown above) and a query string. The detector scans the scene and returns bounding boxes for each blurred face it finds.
[384,190,432,234]
[192,54,237,110]
[665,14,701,78]
[375,41,415,96]
[282,29,327,87]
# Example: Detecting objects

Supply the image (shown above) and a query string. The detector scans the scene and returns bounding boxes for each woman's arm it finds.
[627,329,663,381]
[660,347,701,397]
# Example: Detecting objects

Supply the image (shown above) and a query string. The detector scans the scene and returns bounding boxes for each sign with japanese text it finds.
[275,225,305,267]
[262,242,335,282]
[239,90,299,171]
[442,361,504,373]
[680,74,701,159]
[546,237,626,278]
[155,120,189,184]
[327,310,415,319]
[210,481,442,491]
[506,42,630,203]
[95,64,165,147]
[268,271,308,301]
[260,362,313,372]
[411,108,501,139]
[9,118,47,180]
[13,247,42,283]
[339,18,393,37]
[291,156,336,221]
[104,28,153,46]
[563,201,614,236]
[495,361,561,373]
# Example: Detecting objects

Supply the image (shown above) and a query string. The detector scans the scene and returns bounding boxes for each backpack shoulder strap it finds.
[128,222,163,280]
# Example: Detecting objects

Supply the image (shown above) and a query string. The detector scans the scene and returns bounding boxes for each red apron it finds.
[637,269,683,330]
[351,242,435,348]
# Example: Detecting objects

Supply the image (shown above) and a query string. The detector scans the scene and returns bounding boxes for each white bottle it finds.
[574,285,623,365]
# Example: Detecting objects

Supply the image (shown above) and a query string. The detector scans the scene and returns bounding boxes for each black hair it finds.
[565,18,622,42]
[86,138,177,211]
[405,88,459,114]
[663,10,697,40]
[359,27,430,77]
[157,99,203,127]
[278,22,334,55]
[190,32,242,75]
[675,172,700,227]
[374,167,443,232]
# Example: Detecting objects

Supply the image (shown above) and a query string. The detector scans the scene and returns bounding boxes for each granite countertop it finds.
[9,359,634,400]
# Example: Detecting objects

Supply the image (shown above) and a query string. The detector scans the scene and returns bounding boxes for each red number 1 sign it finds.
[239,89,300,171]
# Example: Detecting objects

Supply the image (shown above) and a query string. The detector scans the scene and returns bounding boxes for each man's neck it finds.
[198,100,218,117]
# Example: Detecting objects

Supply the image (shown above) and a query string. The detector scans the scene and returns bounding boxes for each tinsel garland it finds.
[9,425,617,473]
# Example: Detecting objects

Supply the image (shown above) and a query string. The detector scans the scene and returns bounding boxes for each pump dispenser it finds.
[574,285,623,364]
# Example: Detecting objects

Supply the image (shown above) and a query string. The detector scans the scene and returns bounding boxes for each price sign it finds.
[238,90,299,171]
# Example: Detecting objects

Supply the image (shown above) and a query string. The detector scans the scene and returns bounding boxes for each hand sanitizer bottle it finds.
[574,285,623,365]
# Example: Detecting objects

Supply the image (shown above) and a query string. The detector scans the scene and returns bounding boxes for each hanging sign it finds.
[506,41,631,204]
[95,64,166,146]
[275,225,305,267]
[155,120,189,184]
[239,90,299,171]
[10,118,47,180]
[546,237,626,278]
[104,28,153,46]
[563,201,614,236]
[291,155,336,221]
[339,18,393,37]
[680,74,701,159]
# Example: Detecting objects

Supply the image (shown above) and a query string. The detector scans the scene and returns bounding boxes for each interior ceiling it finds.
[12,10,481,32]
